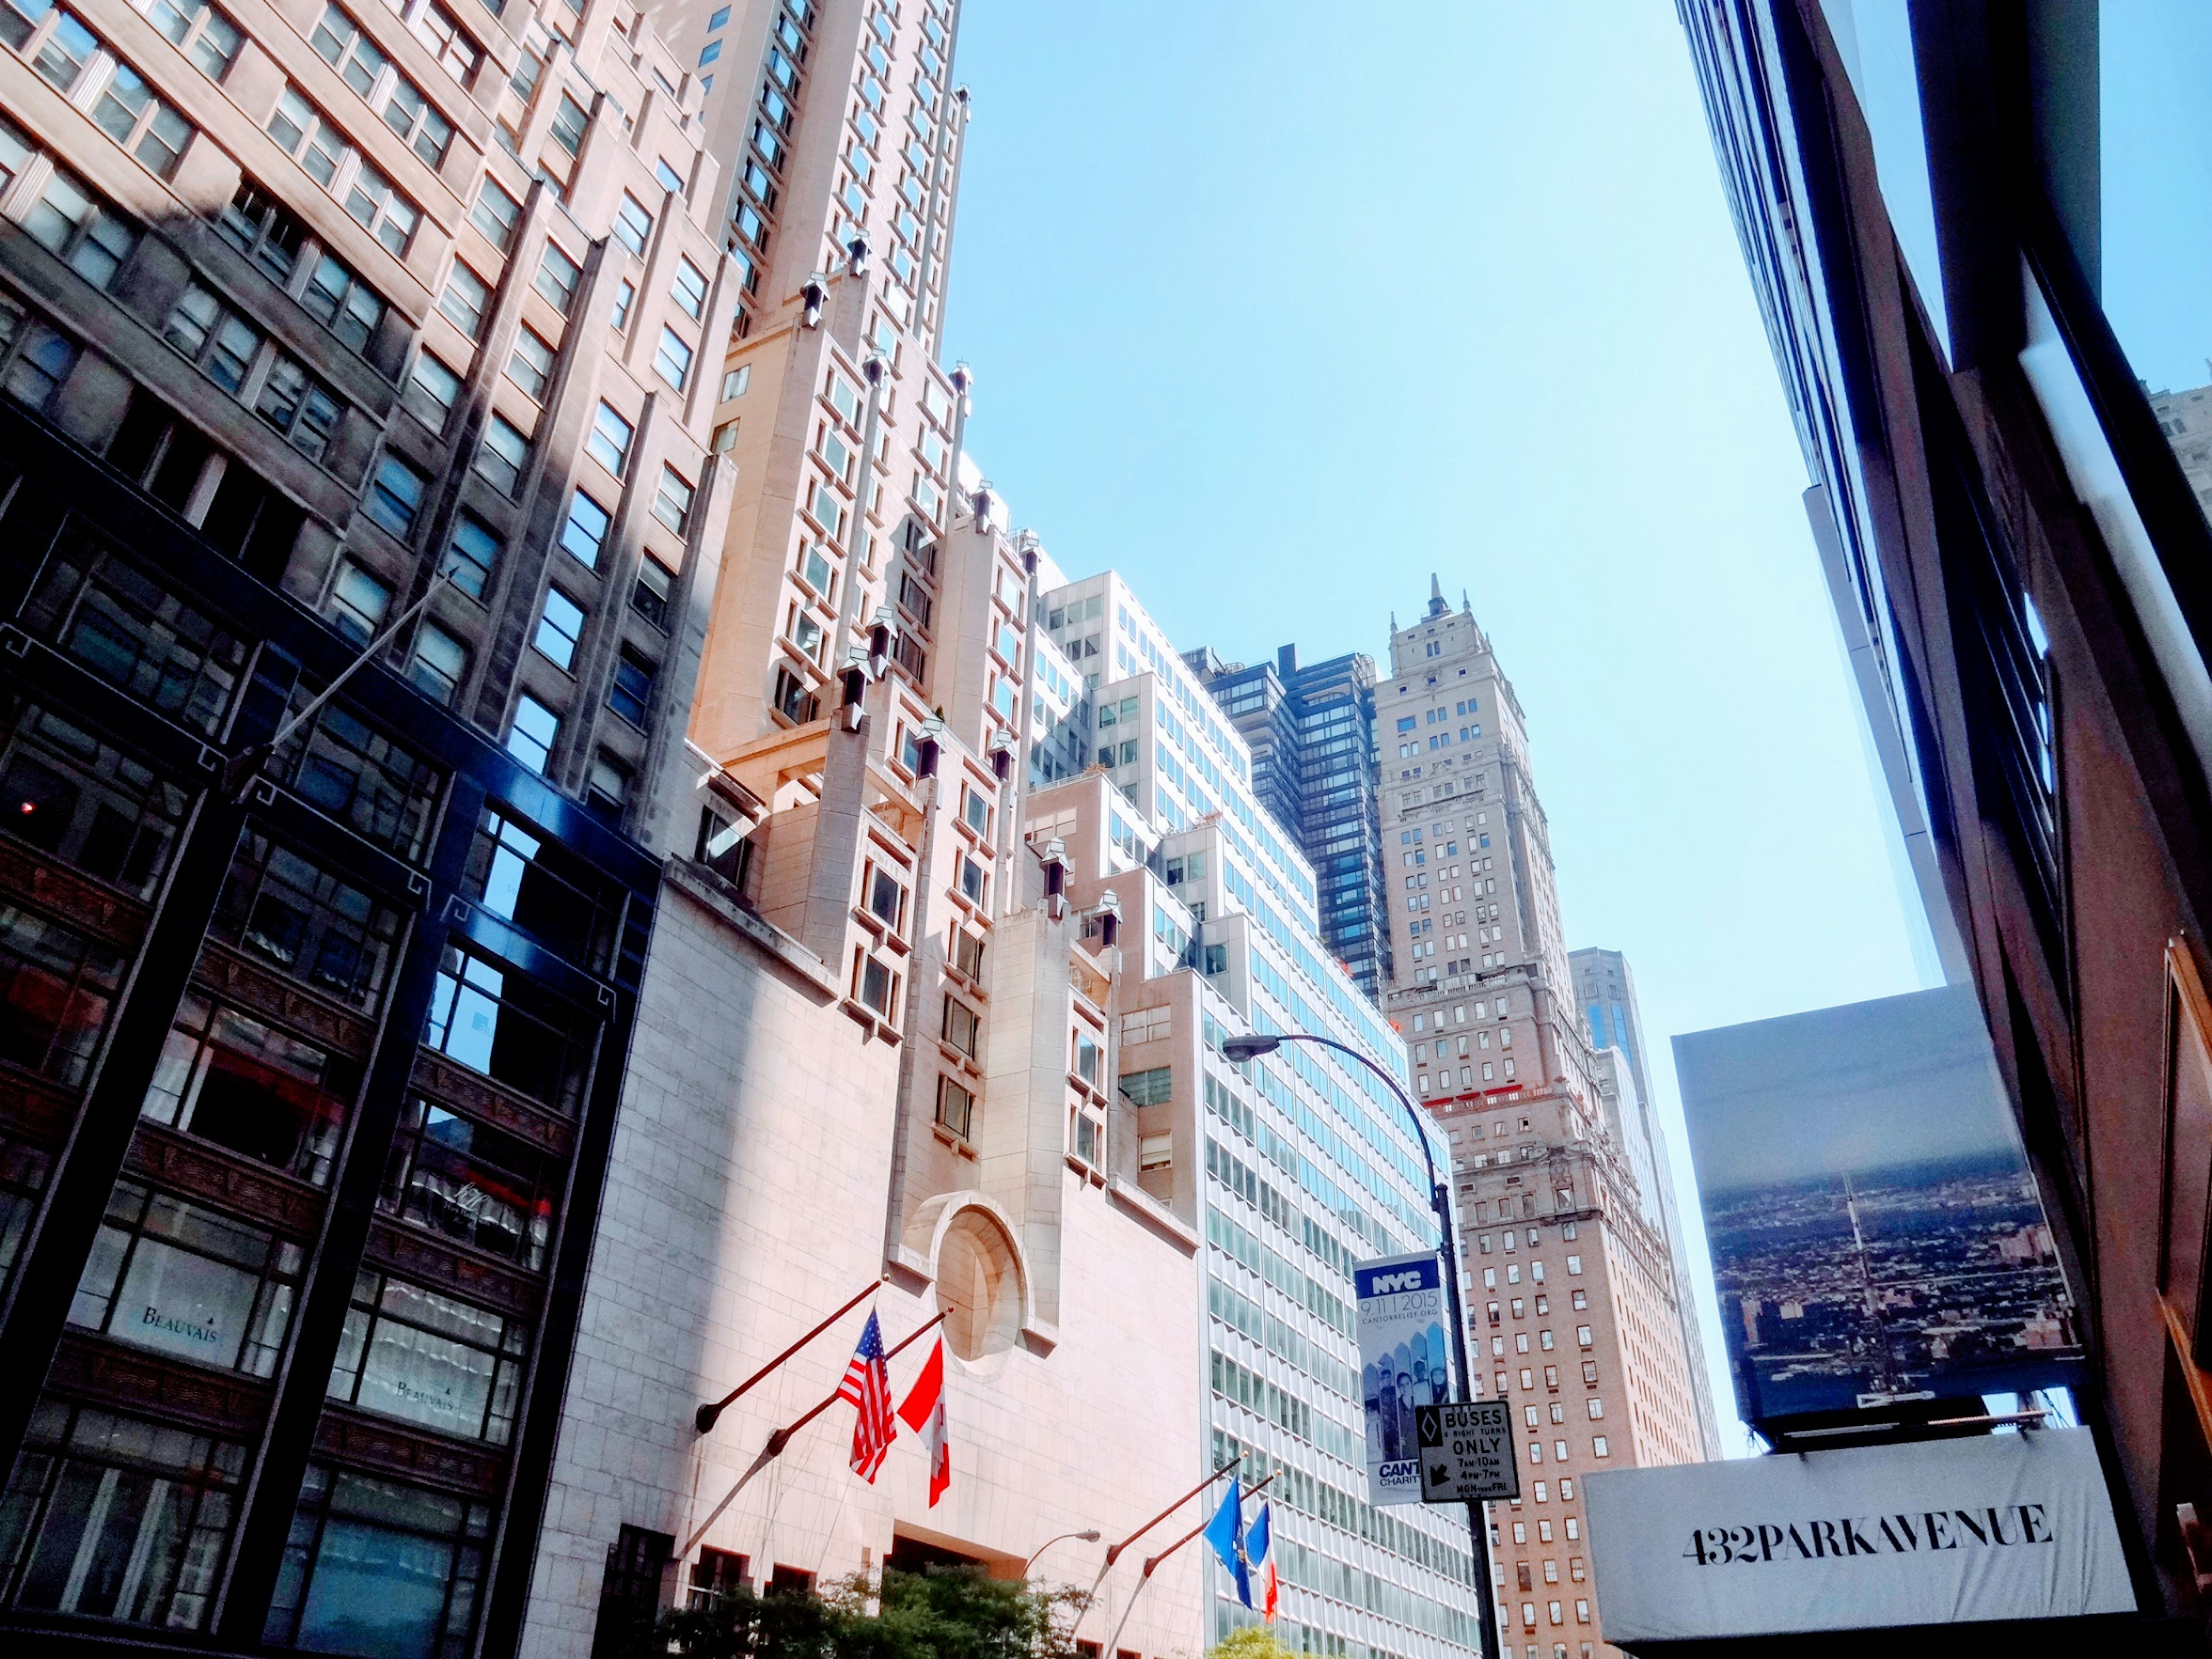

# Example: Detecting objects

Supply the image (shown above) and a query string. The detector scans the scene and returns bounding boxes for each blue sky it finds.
[941,3,1929,1453]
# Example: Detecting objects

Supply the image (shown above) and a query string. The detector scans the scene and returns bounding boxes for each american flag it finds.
[836,1310,895,1482]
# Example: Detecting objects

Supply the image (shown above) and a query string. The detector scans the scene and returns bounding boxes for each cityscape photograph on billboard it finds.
[1674,987,2083,1422]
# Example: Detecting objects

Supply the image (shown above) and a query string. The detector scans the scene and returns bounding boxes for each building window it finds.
[329,1266,528,1442]
[936,1076,974,1139]
[771,666,816,724]
[1139,1132,1172,1172]
[0,698,191,900]
[588,402,632,476]
[425,942,596,1113]
[855,952,896,1017]
[407,622,468,707]
[612,191,651,255]
[0,296,77,411]
[506,325,555,399]
[70,1177,301,1373]
[584,752,630,823]
[140,994,359,1184]
[535,241,581,312]
[214,177,302,278]
[210,828,397,1007]
[92,62,195,178]
[589,1525,672,1659]
[469,176,520,249]
[653,326,693,391]
[255,356,342,463]
[326,559,392,644]
[476,414,531,496]
[609,278,635,329]
[606,647,655,728]
[23,167,137,289]
[381,1094,560,1271]
[437,259,488,338]
[633,556,675,630]
[688,1547,747,1611]
[403,350,462,433]
[442,514,499,599]
[671,257,707,320]
[143,0,243,79]
[940,995,978,1058]
[561,491,611,569]
[1118,1067,1172,1107]
[532,589,585,671]
[548,91,588,154]
[365,452,428,543]
[652,464,694,534]
[0,1402,244,1630]
[505,694,558,773]
[264,1465,489,1658]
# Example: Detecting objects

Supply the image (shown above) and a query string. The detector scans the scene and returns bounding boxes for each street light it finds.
[1218,1029,1503,1655]
[1023,1529,1100,1577]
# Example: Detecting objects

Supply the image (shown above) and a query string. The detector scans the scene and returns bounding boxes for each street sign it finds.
[1416,1400,1518,1503]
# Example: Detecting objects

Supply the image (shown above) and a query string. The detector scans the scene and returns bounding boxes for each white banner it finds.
[1585,1430,2133,1640]
[1353,1251,1453,1506]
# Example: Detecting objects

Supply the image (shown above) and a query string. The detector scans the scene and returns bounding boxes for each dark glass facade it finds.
[0,402,655,1658]
[1683,0,2212,1636]
[1187,645,1393,999]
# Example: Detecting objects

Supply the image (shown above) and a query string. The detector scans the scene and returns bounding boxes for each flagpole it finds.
[696,1280,882,1433]
[763,1312,947,1458]
[1076,1456,1243,1637]
[1103,1474,1275,1658]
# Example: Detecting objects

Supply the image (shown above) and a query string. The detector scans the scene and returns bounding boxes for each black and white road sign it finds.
[1416,1400,1519,1503]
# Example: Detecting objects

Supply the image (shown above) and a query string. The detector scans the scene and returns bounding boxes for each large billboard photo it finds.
[1353,1251,1453,1505]
[1673,987,2082,1423]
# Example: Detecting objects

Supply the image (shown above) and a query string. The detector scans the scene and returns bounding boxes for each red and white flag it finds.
[897,1336,950,1506]
[836,1310,895,1482]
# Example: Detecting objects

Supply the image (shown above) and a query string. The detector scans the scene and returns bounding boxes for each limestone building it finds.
[1375,581,1708,1659]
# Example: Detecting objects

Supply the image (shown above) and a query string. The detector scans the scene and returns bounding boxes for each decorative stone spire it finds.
[1427,573,1448,619]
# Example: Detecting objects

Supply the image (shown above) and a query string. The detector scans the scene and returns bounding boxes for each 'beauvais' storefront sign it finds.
[1585,1429,2133,1641]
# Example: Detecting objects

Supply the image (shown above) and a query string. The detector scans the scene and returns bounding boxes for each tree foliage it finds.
[1205,1628,1298,1659]
[635,1567,1092,1659]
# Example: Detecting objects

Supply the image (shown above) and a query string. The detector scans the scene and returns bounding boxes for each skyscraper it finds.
[1375,580,1707,1658]
[1569,948,1724,1462]
[0,0,734,1652]
[1188,643,1394,1000]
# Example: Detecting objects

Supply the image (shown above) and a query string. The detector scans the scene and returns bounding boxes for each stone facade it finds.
[1374,582,1709,1659]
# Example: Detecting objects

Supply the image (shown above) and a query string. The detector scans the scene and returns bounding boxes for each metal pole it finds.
[695,1279,880,1434]
[1105,1474,1275,1658]
[1022,1529,1100,1578]
[1260,1032,1503,1658]
[224,569,456,797]
[762,1311,946,1459]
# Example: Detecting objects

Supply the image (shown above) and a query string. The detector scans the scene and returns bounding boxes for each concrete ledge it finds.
[1108,1176,1200,1253]
[664,858,837,1000]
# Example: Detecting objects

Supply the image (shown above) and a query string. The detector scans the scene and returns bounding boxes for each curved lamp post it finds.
[1219,1030,1502,1656]
[1022,1528,1100,1578]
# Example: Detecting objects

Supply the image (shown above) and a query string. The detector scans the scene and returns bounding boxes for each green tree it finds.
[640,1566,1090,1659]
[1205,1628,1298,1659]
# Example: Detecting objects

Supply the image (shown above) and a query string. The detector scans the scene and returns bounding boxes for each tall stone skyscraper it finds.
[1376,579,1707,1659]
[1186,643,1394,999]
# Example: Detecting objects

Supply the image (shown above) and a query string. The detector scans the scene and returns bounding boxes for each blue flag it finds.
[1203,1478,1250,1607]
